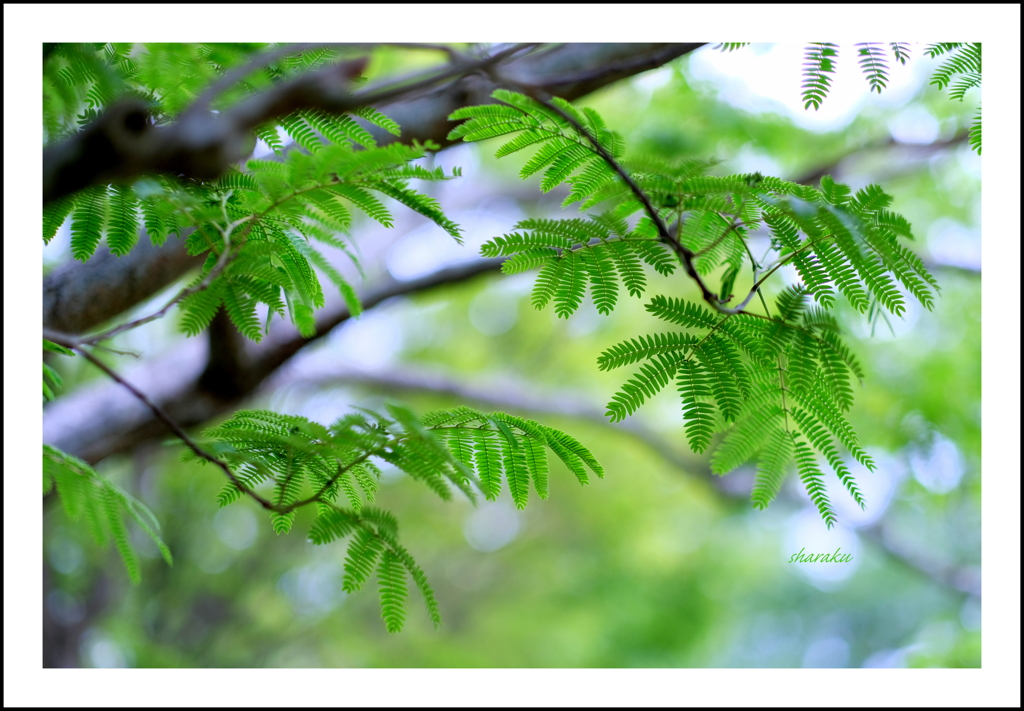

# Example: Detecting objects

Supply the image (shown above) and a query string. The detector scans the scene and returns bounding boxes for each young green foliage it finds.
[424,407,603,507]
[44,45,610,636]
[925,42,982,154]
[44,43,463,343]
[448,89,935,527]
[715,43,751,52]
[175,138,461,340]
[44,444,173,583]
[802,42,840,110]
[481,214,663,317]
[855,43,890,93]
[42,339,75,403]
[189,404,601,630]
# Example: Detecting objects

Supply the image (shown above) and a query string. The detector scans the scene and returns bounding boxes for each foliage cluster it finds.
[447,88,936,527]
[797,42,982,153]
[42,43,949,632]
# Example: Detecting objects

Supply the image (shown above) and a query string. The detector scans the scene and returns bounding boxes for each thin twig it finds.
[286,449,382,512]
[43,332,276,511]
[693,215,744,259]
[341,43,538,110]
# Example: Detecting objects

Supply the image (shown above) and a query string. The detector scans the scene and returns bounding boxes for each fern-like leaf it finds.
[751,426,792,509]
[606,354,681,423]
[855,43,889,93]
[929,43,981,90]
[794,439,836,528]
[69,186,108,261]
[494,420,531,509]
[342,527,385,593]
[598,332,698,371]
[889,43,911,65]
[677,359,716,453]
[44,444,171,583]
[472,430,504,500]
[802,43,839,110]
[308,508,359,545]
[354,106,401,136]
[377,550,409,633]
[43,195,75,243]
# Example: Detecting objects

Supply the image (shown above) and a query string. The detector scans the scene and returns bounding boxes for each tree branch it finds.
[793,129,971,187]
[44,258,504,463]
[43,232,201,335]
[860,523,980,596]
[44,133,976,462]
[43,45,540,205]
[44,84,977,461]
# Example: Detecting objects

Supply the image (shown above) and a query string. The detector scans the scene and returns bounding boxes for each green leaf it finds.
[855,43,889,94]
[43,195,75,243]
[677,359,716,453]
[44,444,171,583]
[553,252,586,318]
[607,354,680,423]
[44,339,75,356]
[377,550,409,633]
[802,43,839,110]
[752,428,794,510]
[70,186,108,261]
[343,527,385,593]
[472,430,504,500]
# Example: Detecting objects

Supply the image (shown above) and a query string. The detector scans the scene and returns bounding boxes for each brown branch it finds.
[43,44,536,205]
[793,129,971,187]
[43,231,201,334]
[535,43,705,93]
[45,326,410,517]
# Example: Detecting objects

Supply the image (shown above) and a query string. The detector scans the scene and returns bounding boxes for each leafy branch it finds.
[43,326,600,630]
[44,331,276,509]
[446,88,938,527]
[44,444,173,585]
[509,85,728,312]
[48,122,464,347]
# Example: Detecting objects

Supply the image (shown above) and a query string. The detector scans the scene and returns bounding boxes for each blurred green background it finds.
[42,44,981,668]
